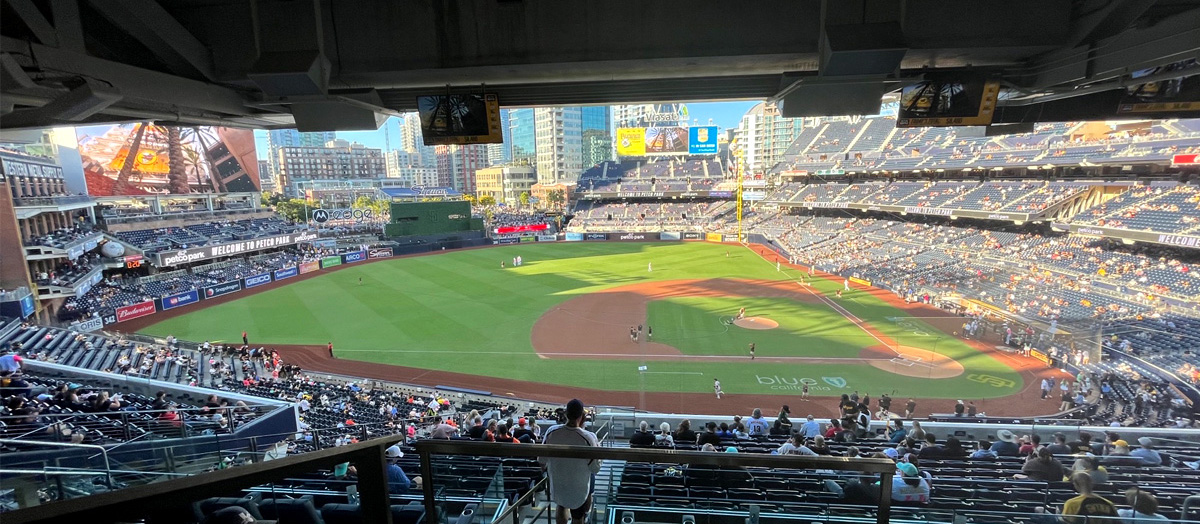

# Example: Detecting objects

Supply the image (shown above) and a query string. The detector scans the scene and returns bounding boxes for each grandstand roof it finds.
[3,2,1199,130]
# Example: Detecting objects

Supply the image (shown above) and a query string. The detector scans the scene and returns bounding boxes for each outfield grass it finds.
[140,242,1024,398]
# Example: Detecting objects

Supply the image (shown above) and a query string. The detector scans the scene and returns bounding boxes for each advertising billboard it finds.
[342,251,367,264]
[682,232,704,240]
[203,281,242,299]
[115,300,157,323]
[368,248,393,259]
[161,289,200,311]
[661,232,682,241]
[616,128,646,156]
[608,232,660,241]
[274,266,299,280]
[688,126,718,155]
[321,256,343,268]
[536,235,558,242]
[565,232,584,242]
[155,231,318,266]
[299,261,321,274]
[244,272,273,288]
[644,127,689,155]
[20,294,35,318]
[495,224,549,235]
[75,124,260,196]
[584,233,608,241]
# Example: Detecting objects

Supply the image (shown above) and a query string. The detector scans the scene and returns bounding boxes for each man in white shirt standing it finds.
[541,399,601,524]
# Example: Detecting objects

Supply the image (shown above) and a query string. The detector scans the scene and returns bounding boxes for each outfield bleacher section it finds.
[111,217,302,256]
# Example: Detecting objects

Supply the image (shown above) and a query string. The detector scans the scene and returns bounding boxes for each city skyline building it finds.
[509,108,536,166]
[274,139,385,198]
[487,109,513,166]
[534,107,582,185]
[434,144,488,193]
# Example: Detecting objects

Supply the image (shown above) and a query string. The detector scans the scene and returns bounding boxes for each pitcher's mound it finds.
[734,317,778,330]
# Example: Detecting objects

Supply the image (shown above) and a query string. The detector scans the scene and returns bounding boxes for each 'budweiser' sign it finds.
[116,300,156,322]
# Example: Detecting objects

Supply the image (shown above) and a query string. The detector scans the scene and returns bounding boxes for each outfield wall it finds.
[94,247,394,328]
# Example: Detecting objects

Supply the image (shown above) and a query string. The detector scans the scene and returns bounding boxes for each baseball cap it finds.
[883,448,900,459]
[897,462,919,477]
[385,445,404,458]
[12,355,21,362]
[518,417,527,427]
[566,399,585,420]
[1113,439,1129,447]
[725,446,739,453]
[1137,437,1153,446]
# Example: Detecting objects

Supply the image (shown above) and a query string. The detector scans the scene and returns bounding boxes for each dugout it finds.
[384,201,484,237]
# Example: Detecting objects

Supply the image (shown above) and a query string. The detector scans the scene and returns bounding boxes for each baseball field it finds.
[136,242,1050,416]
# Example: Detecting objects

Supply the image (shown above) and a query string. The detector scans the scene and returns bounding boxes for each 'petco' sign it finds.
[116,300,156,322]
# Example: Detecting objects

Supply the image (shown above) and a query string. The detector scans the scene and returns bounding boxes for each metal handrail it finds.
[0,438,113,489]
[493,476,546,524]
[414,439,898,524]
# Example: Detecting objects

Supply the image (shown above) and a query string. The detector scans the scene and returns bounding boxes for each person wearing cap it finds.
[829,461,930,505]
[540,399,600,524]
[385,445,421,494]
[1101,440,1144,467]
[992,430,1021,457]
[513,418,537,443]
[0,353,23,373]
[1129,437,1162,466]
[1019,447,1067,482]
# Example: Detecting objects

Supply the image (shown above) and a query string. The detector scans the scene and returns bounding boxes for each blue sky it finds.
[252,101,760,160]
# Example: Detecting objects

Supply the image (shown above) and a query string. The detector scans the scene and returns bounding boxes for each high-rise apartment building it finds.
[486,109,513,166]
[265,130,335,188]
[401,113,437,168]
[385,150,438,187]
[732,102,805,175]
[509,108,536,166]
[274,139,385,197]
[534,107,582,185]
[580,106,612,168]
[434,144,488,193]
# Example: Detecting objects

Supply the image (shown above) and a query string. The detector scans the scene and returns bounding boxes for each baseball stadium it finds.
[4,3,1200,523]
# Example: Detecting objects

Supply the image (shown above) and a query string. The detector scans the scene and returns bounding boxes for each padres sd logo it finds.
[966,374,1015,388]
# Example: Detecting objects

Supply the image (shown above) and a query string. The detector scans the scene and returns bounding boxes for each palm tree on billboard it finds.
[112,123,147,195]
[185,126,226,192]
[162,125,190,194]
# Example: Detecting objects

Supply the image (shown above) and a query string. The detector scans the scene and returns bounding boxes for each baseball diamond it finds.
[132,241,1047,417]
